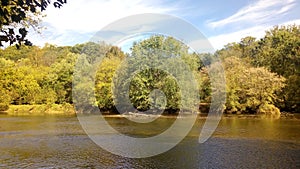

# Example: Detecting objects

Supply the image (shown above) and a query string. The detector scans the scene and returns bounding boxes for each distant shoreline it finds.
[1,104,298,119]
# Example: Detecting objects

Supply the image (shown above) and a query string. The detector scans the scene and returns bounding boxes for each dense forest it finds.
[0,25,299,115]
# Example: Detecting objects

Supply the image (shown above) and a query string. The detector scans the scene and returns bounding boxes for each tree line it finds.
[0,25,299,114]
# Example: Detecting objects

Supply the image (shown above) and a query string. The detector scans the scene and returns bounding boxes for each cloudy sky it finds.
[28,0,300,51]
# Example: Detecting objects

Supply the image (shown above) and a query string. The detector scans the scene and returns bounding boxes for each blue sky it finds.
[28,0,300,51]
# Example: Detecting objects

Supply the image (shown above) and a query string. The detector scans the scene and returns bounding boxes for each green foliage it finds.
[0,44,78,106]
[256,25,300,112]
[255,25,300,76]
[95,57,122,110]
[127,68,180,111]
[0,0,67,47]
[0,58,14,105]
[198,68,211,103]
[0,45,32,61]
[0,25,299,115]
[6,104,75,115]
[0,103,9,111]
[113,35,199,113]
[70,42,111,63]
[0,58,41,105]
[46,52,78,104]
[222,57,285,114]
[257,104,280,116]
[218,25,300,112]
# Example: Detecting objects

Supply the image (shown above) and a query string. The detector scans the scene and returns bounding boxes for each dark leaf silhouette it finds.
[0,0,67,48]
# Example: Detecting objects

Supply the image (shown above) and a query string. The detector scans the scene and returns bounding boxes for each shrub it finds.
[0,103,9,111]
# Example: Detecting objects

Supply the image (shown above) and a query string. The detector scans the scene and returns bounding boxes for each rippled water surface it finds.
[0,115,299,168]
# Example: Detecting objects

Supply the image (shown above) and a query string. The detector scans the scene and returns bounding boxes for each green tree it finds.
[217,25,300,112]
[95,56,122,110]
[222,57,285,114]
[70,42,111,63]
[0,44,33,60]
[0,58,43,105]
[0,58,14,110]
[73,44,125,111]
[0,0,67,48]
[255,25,300,112]
[113,35,199,113]
[46,52,78,104]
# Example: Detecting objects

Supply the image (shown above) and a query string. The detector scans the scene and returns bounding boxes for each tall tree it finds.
[114,35,199,113]
[255,25,300,112]
[222,56,285,114]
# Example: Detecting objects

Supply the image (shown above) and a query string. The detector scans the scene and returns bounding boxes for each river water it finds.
[0,115,299,168]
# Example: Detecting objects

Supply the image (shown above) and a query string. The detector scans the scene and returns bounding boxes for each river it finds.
[0,115,299,168]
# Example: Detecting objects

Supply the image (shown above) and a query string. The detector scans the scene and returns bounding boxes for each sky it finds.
[28,0,300,51]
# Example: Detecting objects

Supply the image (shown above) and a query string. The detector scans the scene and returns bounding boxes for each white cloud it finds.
[208,0,296,28]
[208,25,268,49]
[27,0,300,48]
[208,19,300,49]
[44,0,175,33]
[280,19,300,26]
[28,0,177,46]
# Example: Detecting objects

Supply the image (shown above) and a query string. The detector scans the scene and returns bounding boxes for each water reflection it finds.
[0,115,299,168]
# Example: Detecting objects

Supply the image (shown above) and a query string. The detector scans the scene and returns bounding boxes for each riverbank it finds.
[1,105,298,119]
[2,104,75,116]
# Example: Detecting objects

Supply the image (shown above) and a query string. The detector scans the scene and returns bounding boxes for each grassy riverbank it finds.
[1,104,298,120]
[2,104,75,116]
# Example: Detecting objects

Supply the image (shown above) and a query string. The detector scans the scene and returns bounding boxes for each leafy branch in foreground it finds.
[0,0,67,48]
